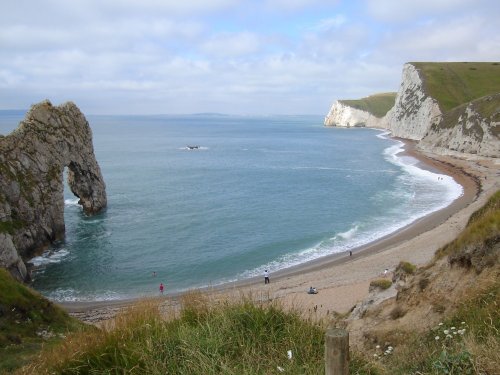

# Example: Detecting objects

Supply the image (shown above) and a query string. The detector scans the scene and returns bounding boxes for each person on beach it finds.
[349,250,352,257]
[159,283,164,294]
[264,269,270,284]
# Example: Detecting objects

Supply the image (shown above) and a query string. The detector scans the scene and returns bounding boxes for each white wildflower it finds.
[373,353,378,357]
[435,336,440,340]
[451,326,456,330]
[461,321,466,325]
[446,334,453,339]
[277,366,284,372]
[438,322,444,326]
[375,345,380,349]
[443,330,449,335]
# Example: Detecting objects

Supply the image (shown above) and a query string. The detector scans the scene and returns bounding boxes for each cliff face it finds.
[385,63,499,156]
[326,62,499,157]
[324,101,387,128]
[418,93,500,157]
[385,63,442,140]
[0,100,107,281]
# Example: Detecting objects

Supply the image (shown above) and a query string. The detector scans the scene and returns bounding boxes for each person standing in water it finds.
[264,269,270,284]
[159,283,164,294]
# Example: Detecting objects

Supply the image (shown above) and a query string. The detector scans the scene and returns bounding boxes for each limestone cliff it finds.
[324,101,385,128]
[385,62,499,156]
[0,100,107,281]
[419,93,500,157]
[385,63,442,140]
[324,93,396,128]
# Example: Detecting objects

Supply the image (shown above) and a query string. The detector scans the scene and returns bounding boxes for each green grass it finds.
[19,294,380,375]
[435,190,500,262]
[0,269,82,373]
[398,261,416,275]
[369,279,392,290]
[411,62,500,112]
[339,92,397,118]
[379,282,499,374]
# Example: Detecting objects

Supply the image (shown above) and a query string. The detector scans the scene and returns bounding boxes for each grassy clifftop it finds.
[412,62,500,112]
[339,92,397,118]
[0,269,82,373]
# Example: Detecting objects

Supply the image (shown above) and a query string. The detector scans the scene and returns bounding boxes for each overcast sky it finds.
[1,0,499,115]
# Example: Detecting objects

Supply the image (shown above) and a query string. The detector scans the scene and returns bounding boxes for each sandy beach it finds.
[60,143,499,323]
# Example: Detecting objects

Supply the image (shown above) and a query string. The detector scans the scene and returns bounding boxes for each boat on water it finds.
[186,145,200,150]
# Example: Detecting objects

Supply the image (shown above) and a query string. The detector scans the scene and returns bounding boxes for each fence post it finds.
[325,328,349,375]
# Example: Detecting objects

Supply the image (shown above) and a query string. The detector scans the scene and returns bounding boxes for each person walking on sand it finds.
[159,283,164,294]
[264,269,270,284]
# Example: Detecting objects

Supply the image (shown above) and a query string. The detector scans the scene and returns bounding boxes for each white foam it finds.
[44,288,124,302]
[335,225,359,240]
[64,198,80,206]
[31,249,70,267]
[235,135,464,282]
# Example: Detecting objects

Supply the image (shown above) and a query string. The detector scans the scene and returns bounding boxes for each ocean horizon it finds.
[0,113,463,302]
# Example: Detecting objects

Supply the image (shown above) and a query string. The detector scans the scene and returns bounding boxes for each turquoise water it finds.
[0,113,462,301]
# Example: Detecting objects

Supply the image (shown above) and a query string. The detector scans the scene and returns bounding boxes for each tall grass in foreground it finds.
[20,293,381,374]
[20,294,325,374]
[378,280,499,374]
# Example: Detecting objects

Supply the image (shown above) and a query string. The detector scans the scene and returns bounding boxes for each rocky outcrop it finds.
[385,63,442,140]
[324,101,387,128]
[418,93,500,157]
[0,100,107,281]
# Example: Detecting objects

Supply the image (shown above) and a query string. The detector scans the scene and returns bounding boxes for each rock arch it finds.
[0,100,107,281]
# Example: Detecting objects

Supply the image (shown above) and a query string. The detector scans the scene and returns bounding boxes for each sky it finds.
[1,0,499,115]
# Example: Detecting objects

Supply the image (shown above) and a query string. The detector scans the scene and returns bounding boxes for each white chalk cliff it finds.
[385,64,442,140]
[325,63,499,158]
[324,101,387,128]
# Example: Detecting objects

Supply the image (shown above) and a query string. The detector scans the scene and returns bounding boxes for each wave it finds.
[64,198,80,206]
[235,135,464,282]
[43,288,125,302]
[31,249,70,267]
[334,225,359,240]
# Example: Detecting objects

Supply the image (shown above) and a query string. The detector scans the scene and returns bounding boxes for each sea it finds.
[0,112,463,302]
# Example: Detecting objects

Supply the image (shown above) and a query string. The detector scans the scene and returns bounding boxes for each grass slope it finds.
[0,269,82,373]
[19,295,381,375]
[12,192,500,374]
[412,62,500,112]
[339,92,397,118]
[363,191,500,374]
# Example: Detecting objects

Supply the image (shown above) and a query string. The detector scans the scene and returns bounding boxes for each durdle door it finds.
[0,100,107,281]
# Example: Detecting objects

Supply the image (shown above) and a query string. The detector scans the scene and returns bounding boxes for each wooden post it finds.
[325,328,349,375]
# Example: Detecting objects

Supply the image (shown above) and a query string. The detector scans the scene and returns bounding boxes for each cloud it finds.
[364,0,482,22]
[200,32,262,57]
[265,0,338,12]
[0,0,498,115]
[312,15,347,32]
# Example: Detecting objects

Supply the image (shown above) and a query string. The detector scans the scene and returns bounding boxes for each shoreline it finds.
[59,141,497,321]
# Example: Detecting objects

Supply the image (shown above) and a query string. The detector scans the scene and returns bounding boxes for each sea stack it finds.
[0,100,107,281]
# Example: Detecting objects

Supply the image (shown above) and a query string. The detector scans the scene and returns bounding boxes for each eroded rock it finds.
[0,100,107,281]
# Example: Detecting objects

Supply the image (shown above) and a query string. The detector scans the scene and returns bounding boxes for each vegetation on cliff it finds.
[412,62,500,112]
[339,92,397,118]
[0,269,82,373]
[348,190,499,374]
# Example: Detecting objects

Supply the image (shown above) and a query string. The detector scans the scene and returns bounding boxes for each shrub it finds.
[390,305,407,320]
[398,261,416,275]
[369,279,392,291]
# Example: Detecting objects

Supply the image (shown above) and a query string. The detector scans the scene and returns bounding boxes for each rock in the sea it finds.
[0,100,107,281]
